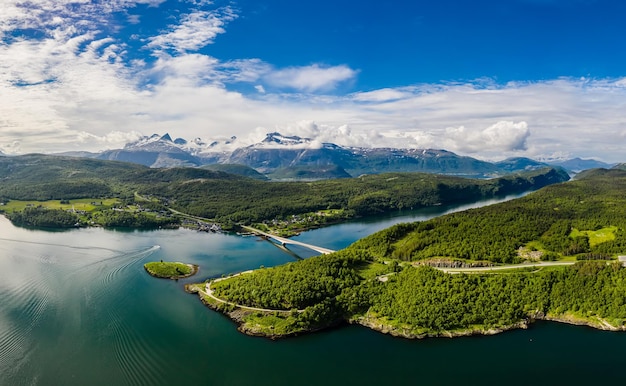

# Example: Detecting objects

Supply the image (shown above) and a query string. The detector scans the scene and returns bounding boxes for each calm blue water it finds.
[2,197,625,385]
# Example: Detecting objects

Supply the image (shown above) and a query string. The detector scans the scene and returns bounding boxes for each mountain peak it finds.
[251,132,332,150]
[124,133,186,153]
[262,132,310,146]
[104,131,614,176]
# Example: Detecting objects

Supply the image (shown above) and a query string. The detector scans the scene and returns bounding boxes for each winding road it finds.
[200,272,303,313]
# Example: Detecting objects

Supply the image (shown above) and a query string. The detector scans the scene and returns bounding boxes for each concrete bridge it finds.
[240,225,336,255]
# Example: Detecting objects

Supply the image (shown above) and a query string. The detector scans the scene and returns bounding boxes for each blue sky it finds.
[218,0,626,87]
[1,0,625,162]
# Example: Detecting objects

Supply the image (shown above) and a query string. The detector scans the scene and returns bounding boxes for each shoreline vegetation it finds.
[144,261,199,280]
[187,263,626,340]
[186,169,626,340]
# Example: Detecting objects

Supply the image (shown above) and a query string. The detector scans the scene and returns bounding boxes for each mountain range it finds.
[59,132,615,179]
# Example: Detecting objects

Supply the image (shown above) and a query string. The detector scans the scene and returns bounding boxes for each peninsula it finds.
[188,168,626,339]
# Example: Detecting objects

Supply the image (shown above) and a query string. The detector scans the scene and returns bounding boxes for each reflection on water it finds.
[0,216,300,385]
[0,231,163,384]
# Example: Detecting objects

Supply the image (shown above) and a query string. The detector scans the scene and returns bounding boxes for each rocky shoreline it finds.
[185,283,340,339]
[184,286,626,340]
[350,314,531,339]
[351,310,626,340]
[186,284,293,339]
[185,283,533,340]
[543,313,626,332]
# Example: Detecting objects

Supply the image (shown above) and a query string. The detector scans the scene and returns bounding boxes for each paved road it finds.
[436,261,576,274]
[202,272,302,313]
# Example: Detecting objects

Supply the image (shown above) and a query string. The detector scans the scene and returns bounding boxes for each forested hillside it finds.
[145,165,569,225]
[0,154,569,229]
[204,256,626,338]
[198,170,626,338]
[350,169,626,263]
[355,261,626,334]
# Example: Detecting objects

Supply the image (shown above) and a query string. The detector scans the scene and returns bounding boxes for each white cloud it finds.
[127,14,141,24]
[441,121,530,154]
[77,130,144,148]
[184,0,216,5]
[210,60,357,93]
[218,59,272,83]
[146,8,236,53]
[148,53,220,85]
[269,121,384,149]
[352,88,413,102]
[263,64,357,92]
[0,1,165,38]
[0,140,21,155]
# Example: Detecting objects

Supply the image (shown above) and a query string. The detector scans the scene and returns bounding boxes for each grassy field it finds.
[1,198,120,213]
[570,226,618,247]
[356,261,396,280]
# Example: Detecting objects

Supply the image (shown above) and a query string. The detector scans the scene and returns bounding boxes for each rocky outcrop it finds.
[541,313,626,332]
[351,314,530,340]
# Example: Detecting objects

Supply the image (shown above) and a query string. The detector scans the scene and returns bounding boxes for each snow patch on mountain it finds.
[124,131,341,155]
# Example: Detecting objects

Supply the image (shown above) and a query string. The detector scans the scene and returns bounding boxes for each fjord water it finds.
[2,200,626,385]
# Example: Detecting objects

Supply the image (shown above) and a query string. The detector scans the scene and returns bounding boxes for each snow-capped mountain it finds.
[123,133,238,155]
[99,133,201,168]
[124,133,181,151]
[61,131,604,179]
[257,132,313,148]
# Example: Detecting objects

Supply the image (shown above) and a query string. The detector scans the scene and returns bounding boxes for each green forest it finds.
[202,169,626,337]
[2,201,180,230]
[5,206,79,228]
[208,256,626,337]
[211,250,369,310]
[352,261,626,333]
[146,164,568,225]
[0,154,568,230]
[350,168,626,263]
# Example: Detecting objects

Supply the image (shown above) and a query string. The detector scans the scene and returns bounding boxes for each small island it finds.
[144,261,199,279]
